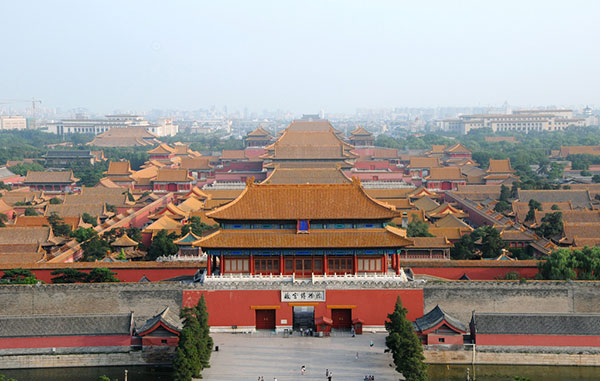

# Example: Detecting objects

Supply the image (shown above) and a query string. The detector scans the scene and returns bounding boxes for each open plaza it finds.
[202,333,399,381]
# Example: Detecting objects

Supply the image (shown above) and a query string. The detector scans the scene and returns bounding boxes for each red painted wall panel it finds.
[0,335,131,349]
[183,289,424,328]
[476,334,600,347]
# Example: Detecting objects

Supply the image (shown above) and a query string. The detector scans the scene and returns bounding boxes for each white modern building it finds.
[436,109,586,134]
[0,116,27,131]
[47,114,178,137]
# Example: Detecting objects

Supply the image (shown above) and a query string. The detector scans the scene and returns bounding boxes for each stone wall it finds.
[425,349,600,366]
[422,281,597,323]
[0,350,173,369]
[0,283,183,324]
[1,280,600,330]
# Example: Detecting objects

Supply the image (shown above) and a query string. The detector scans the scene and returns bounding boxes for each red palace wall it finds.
[0,335,132,349]
[183,289,423,329]
[0,263,202,283]
[409,266,539,280]
[400,260,541,280]
[476,334,600,347]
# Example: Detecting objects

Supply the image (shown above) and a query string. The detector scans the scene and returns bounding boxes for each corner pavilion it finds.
[194,178,413,277]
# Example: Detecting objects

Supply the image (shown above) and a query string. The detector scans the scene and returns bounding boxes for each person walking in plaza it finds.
[301,365,306,375]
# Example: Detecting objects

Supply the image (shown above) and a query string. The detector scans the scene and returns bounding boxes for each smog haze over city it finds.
[2,0,599,114]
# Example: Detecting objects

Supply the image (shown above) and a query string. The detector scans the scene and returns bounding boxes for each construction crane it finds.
[0,98,42,128]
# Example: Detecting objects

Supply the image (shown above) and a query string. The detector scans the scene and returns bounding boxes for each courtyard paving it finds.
[200,332,401,381]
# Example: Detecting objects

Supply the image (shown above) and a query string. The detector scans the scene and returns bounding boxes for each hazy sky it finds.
[2,0,599,114]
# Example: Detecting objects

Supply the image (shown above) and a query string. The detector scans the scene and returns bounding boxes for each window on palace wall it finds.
[255,258,279,273]
[357,258,382,272]
[285,259,293,272]
[314,258,322,272]
[225,258,249,273]
[328,257,352,273]
[297,220,309,233]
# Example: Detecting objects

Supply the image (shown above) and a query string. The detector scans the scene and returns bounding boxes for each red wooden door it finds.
[331,309,352,329]
[255,309,276,330]
[167,183,178,192]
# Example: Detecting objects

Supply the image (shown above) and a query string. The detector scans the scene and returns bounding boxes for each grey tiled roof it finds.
[44,151,93,158]
[0,167,16,178]
[414,305,467,333]
[0,313,132,338]
[517,189,592,209]
[472,313,600,336]
[136,307,182,335]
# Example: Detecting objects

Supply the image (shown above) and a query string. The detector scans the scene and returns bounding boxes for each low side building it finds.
[43,151,95,167]
[471,312,600,348]
[0,313,133,354]
[414,305,467,346]
[23,170,79,193]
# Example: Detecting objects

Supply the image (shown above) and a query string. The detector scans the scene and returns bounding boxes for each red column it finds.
[220,254,224,274]
[206,253,211,276]
[396,252,400,275]
[382,254,387,274]
[354,254,358,275]
[323,254,328,275]
[250,254,254,275]
[279,254,284,275]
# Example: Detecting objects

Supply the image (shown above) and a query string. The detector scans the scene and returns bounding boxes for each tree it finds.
[105,203,117,213]
[593,174,600,184]
[494,200,510,213]
[525,199,542,222]
[86,268,119,283]
[538,249,577,280]
[450,233,476,260]
[147,230,178,260]
[539,247,600,280]
[551,204,560,211]
[0,268,40,284]
[406,218,433,237]
[535,211,563,239]
[173,328,200,381]
[24,207,38,216]
[477,226,505,259]
[10,162,44,176]
[49,197,62,205]
[47,212,72,237]
[51,268,88,283]
[499,184,511,202]
[385,297,428,381]
[81,235,111,261]
[173,296,213,380]
[71,227,97,243]
[0,213,6,227]
[0,181,11,190]
[194,295,213,371]
[81,212,98,226]
[181,217,216,237]
[98,376,111,381]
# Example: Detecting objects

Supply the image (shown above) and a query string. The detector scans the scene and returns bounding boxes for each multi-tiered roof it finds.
[261,120,356,169]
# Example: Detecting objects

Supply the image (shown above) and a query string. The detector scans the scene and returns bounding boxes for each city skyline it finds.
[2,0,600,113]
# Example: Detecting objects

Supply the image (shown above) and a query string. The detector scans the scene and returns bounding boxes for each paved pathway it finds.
[200,332,400,381]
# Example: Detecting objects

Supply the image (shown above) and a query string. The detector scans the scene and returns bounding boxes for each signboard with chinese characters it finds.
[281,290,326,302]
